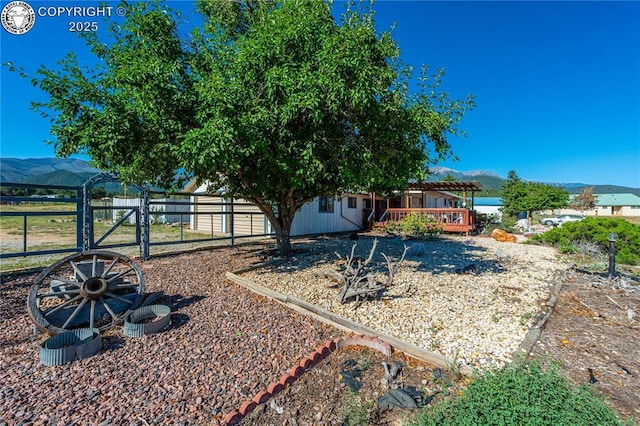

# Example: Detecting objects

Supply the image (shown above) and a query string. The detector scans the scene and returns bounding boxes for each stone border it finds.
[512,278,565,365]
[226,272,473,377]
[222,334,392,425]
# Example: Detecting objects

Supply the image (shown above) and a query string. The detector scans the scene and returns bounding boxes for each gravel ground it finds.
[0,246,339,426]
[0,234,569,425]
[243,234,567,369]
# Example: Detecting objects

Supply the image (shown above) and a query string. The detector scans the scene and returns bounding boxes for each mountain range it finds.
[1,158,639,196]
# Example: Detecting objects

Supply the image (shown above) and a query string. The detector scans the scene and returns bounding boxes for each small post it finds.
[23,215,27,252]
[76,187,84,250]
[608,233,618,277]
[230,198,235,246]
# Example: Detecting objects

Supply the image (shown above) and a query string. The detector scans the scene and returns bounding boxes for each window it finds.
[363,199,372,209]
[347,197,357,209]
[319,196,334,213]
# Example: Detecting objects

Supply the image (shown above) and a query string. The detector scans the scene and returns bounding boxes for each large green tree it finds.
[23,0,474,254]
[500,170,569,221]
[500,170,529,217]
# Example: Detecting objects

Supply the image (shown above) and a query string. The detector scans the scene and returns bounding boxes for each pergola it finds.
[407,181,484,209]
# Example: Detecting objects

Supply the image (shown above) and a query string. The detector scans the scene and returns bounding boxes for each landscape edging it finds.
[225,271,473,376]
[512,277,565,365]
[222,334,392,425]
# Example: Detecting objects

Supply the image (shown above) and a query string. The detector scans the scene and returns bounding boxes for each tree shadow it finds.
[102,334,126,352]
[162,294,206,310]
[264,234,511,277]
[166,312,190,330]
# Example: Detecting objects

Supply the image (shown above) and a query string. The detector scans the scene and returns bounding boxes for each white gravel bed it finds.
[243,234,566,369]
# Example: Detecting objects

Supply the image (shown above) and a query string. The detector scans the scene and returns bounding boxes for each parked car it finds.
[539,215,585,226]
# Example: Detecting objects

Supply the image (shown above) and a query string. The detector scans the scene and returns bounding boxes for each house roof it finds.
[408,181,483,192]
[595,193,640,206]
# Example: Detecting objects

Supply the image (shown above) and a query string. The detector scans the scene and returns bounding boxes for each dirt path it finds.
[530,269,640,421]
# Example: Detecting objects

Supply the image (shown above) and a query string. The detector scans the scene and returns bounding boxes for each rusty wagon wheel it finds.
[27,250,145,335]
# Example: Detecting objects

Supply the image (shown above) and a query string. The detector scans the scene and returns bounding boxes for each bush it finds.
[531,217,640,265]
[384,212,443,239]
[407,361,632,426]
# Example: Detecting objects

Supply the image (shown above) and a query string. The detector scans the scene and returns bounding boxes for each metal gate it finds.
[1,173,274,267]
[82,173,148,257]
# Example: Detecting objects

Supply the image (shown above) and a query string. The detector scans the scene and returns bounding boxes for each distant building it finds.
[474,197,502,220]
[558,193,640,217]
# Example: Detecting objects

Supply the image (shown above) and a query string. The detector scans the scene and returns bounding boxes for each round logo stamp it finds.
[1,1,36,35]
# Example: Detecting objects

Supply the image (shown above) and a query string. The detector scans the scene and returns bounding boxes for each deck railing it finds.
[376,208,478,234]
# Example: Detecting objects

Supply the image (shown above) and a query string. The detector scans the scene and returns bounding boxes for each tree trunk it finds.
[257,201,295,256]
[248,193,308,257]
[275,222,292,256]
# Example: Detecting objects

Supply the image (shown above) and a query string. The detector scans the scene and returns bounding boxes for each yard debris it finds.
[377,386,430,410]
[323,238,408,304]
[615,362,633,376]
[269,399,284,415]
[382,361,403,382]
[628,309,636,322]
[431,367,446,381]
[339,367,363,393]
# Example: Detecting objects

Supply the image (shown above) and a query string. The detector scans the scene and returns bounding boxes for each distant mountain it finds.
[565,185,640,196]
[23,169,97,186]
[427,166,640,196]
[430,166,502,179]
[0,157,99,183]
[428,167,505,191]
[1,157,638,197]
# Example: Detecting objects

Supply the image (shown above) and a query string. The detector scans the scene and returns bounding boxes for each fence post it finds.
[82,183,91,251]
[76,187,83,250]
[23,216,28,252]
[141,188,150,260]
[230,198,235,246]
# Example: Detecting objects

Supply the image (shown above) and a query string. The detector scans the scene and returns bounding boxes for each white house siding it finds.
[112,197,190,224]
[475,205,502,218]
[112,198,141,224]
[473,197,502,220]
[230,201,272,236]
[290,195,367,236]
[190,194,225,234]
[190,194,272,236]
[412,191,461,208]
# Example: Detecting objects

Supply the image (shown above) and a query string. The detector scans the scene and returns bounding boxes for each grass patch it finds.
[342,395,374,426]
[406,361,634,426]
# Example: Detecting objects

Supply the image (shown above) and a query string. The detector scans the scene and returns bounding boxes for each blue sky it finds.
[1,1,639,187]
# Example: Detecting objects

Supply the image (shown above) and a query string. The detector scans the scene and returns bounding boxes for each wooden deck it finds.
[371,208,479,235]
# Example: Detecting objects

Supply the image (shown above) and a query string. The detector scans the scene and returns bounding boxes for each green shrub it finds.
[406,361,633,426]
[499,214,518,233]
[559,243,580,254]
[531,217,640,265]
[385,212,443,238]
